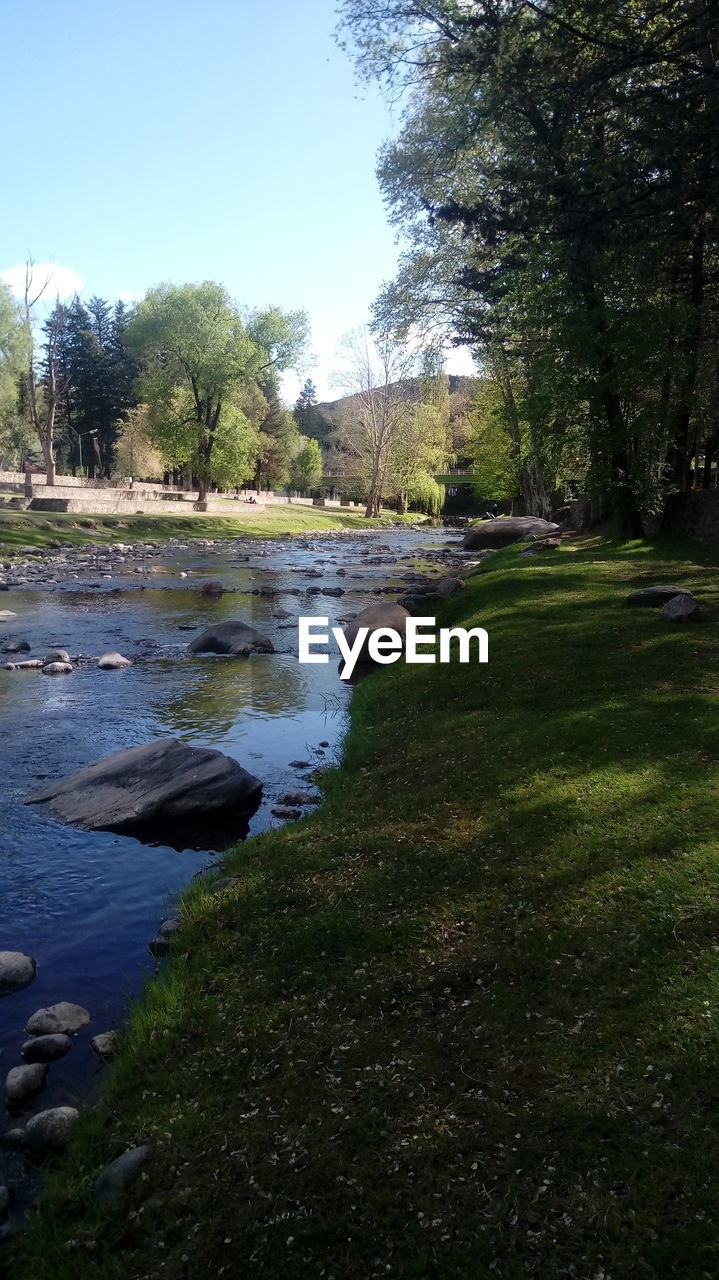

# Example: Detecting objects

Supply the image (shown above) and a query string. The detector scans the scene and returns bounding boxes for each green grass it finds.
[0,504,418,551]
[10,533,719,1279]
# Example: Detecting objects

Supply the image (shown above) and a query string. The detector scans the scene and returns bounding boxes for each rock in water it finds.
[97,652,132,669]
[6,1062,47,1102]
[25,1002,91,1036]
[0,952,36,996]
[42,662,73,675]
[187,620,275,657]
[90,1031,119,1061]
[24,1107,79,1150]
[462,518,560,550]
[22,1034,71,1062]
[25,739,263,839]
[44,650,70,664]
[343,603,411,664]
[662,594,701,622]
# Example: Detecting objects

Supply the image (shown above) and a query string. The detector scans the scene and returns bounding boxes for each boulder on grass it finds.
[462,517,560,550]
[187,620,275,657]
[662,594,701,623]
[25,738,262,838]
[626,585,693,607]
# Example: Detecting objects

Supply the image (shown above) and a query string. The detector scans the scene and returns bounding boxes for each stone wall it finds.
[662,489,719,547]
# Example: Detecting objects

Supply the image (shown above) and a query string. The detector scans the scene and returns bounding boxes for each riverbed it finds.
[0,524,466,1211]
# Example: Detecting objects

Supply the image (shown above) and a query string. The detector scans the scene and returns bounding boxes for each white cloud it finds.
[0,262,85,302]
[117,289,145,304]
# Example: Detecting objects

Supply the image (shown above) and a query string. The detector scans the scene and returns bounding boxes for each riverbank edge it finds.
[0,505,426,552]
[10,533,719,1278]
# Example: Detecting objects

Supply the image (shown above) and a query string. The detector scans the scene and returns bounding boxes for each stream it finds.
[0,524,464,1215]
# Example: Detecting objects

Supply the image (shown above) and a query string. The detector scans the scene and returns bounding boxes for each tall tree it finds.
[340,0,719,532]
[127,283,307,502]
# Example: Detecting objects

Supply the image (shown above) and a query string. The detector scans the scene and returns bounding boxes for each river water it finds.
[0,525,459,1207]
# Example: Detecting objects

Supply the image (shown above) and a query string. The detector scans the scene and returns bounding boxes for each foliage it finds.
[339,0,719,533]
[288,434,323,491]
[112,405,164,480]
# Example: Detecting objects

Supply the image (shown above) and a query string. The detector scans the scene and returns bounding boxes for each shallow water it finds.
[0,526,454,1205]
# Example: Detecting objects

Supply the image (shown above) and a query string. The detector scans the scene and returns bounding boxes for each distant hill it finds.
[303,375,481,440]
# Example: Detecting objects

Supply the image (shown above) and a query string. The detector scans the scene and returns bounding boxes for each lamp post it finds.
[73,428,98,476]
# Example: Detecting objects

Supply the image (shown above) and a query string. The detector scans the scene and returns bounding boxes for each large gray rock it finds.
[187,620,275,657]
[22,1034,71,1062]
[663,594,701,622]
[97,1145,152,1205]
[343,603,411,664]
[6,1062,47,1102]
[25,1002,91,1036]
[0,952,35,996]
[24,1107,79,1150]
[626,585,693,607]
[25,739,262,836]
[42,662,73,676]
[462,517,560,550]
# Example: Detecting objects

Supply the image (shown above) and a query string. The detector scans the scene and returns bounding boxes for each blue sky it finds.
[0,0,474,400]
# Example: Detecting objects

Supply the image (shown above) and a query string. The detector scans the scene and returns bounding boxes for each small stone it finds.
[278,792,320,806]
[44,649,70,664]
[5,1062,47,1102]
[24,1107,79,1150]
[319,741,329,748]
[272,806,302,819]
[158,919,181,938]
[97,1145,152,1205]
[147,935,170,958]
[42,662,73,675]
[0,611,17,622]
[22,1034,71,1062]
[288,760,310,769]
[0,951,36,996]
[90,1031,119,1062]
[96,652,132,669]
[25,1001,92,1036]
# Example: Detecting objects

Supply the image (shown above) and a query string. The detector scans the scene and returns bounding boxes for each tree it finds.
[113,405,164,480]
[289,436,323,492]
[339,0,719,532]
[294,378,322,437]
[333,327,420,517]
[128,285,308,502]
[0,282,29,467]
[20,263,69,486]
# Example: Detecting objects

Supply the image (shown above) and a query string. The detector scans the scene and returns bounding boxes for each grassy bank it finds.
[10,534,719,1278]
[0,504,415,551]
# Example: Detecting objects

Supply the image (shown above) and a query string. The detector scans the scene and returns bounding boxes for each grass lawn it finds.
[0,504,416,551]
[9,533,719,1278]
